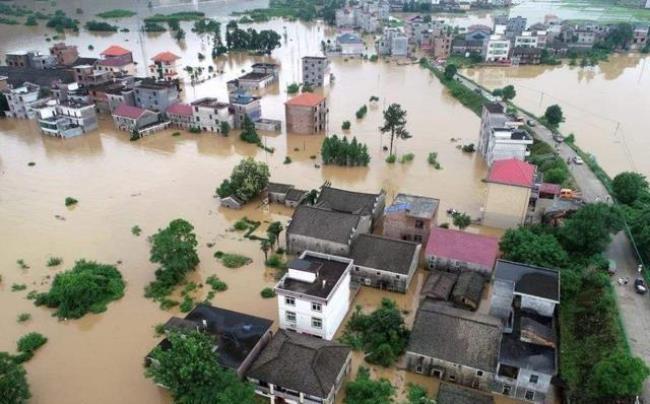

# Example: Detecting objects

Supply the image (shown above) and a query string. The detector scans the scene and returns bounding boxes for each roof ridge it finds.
[420,304,500,328]
[358,233,419,246]
[497,259,559,274]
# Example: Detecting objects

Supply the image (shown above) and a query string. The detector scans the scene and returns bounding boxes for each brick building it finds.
[285,93,328,134]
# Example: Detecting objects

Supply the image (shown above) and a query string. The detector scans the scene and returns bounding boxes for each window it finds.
[525,391,535,401]
[311,317,322,329]
[311,302,321,312]
[415,220,424,229]
[476,370,483,377]
[529,374,538,384]
[285,311,296,322]
[285,297,295,306]
[414,234,423,243]
[502,385,512,396]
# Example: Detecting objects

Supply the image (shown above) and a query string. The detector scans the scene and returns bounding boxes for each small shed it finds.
[285,188,307,208]
[220,195,245,209]
[420,271,458,301]
[266,183,294,204]
[451,272,486,311]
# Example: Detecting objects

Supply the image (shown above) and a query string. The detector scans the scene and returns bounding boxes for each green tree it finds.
[589,352,649,398]
[340,299,409,367]
[219,121,231,136]
[260,238,272,261]
[25,16,37,26]
[558,203,624,256]
[500,227,568,269]
[501,85,516,101]
[605,23,634,49]
[239,115,260,144]
[612,172,648,205]
[144,219,199,302]
[406,383,435,404]
[380,103,410,157]
[0,93,8,117]
[443,63,458,80]
[267,221,284,249]
[174,28,186,41]
[452,212,471,230]
[544,104,564,128]
[216,158,270,201]
[344,367,394,404]
[0,352,30,403]
[34,260,125,319]
[145,330,255,403]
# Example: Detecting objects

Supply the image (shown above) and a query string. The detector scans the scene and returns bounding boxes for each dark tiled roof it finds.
[153,304,273,371]
[73,57,98,66]
[484,102,504,114]
[494,260,560,301]
[421,271,458,301]
[246,330,351,398]
[288,205,361,245]
[285,188,307,202]
[451,272,486,306]
[267,182,294,194]
[279,254,351,299]
[0,66,74,88]
[437,383,494,404]
[407,301,502,372]
[349,234,418,275]
[316,186,382,216]
[499,309,556,374]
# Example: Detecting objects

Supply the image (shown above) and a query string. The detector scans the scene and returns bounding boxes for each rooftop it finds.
[499,309,556,374]
[421,271,458,301]
[286,188,308,202]
[191,97,229,109]
[278,252,351,299]
[437,383,494,404]
[151,51,180,63]
[0,66,74,88]
[113,103,148,120]
[267,182,294,194]
[385,193,439,219]
[349,234,419,275]
[316,186,382,216]
[239,71,274,82]
[288,205,362,245]
[136,78,177,90]
[407,300,502,372]
[286,92,326,108]
[486,158,535,188]
[451,271,486,307]
[153,304,273,371]
[246,330,351,398]
[337,32,363,44]
[425,227,500,269]
[484,102,504,114]
[96,57,131,67]
[101,45,131,57]
[166,102,192,116]
[494,260,560,302]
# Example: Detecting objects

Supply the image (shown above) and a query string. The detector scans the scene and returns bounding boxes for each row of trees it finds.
[499,203,649,400]
[225,22,281,54]
[216,157,271,202]
[612,172,650,269]
[321,135,370,166]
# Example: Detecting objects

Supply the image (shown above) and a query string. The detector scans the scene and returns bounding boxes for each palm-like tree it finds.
[380,103,410,157]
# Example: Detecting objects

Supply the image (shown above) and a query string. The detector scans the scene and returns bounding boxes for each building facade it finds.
[133,79,180,114]
[302,56,330,87]
[285,93,328,134]
[2,82,45,119]
[383,193,439,245]
[191,97,232,133]
[482,159,535,229]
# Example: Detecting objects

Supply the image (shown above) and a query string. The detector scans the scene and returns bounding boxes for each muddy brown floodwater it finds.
[464,53,650,177]
[0,7,501,403]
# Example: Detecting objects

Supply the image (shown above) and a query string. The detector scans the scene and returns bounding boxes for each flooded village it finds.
[1,0,650,404]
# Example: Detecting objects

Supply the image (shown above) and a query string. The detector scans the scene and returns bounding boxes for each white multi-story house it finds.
[275,251,353,340]
[514,32,539,48]
[377,27,409,57]
[2,82,48,119]
[149,51,181,81]
[191,97,233,133]
[484,35,511,62]
[37,99,98,138]
[302,56,330,87]
[478,103,532,166]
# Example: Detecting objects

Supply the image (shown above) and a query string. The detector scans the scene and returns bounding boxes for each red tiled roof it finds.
[113,104,146,120]
[487,159,535,188]
[100,45,131,57]
[151,51,180,63]
[286,93,326,107]
[166,102,192,116]
[425,227,500,269]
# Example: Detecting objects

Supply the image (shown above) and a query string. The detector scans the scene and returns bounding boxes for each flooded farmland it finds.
[0,0,646,402]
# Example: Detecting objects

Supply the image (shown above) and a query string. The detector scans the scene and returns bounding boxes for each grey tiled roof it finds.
[349,234,418,275]
[287,205,361,244]
[316,186,382,216]
[451,271,485,306]
[407,301,502,372]
[246,330,350,398]
[437,383,494,404]
[285,188,307,202]
[267,182,294,194]
[494,260,560,301]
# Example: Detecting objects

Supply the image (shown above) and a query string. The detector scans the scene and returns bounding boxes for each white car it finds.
[573,156,584,165]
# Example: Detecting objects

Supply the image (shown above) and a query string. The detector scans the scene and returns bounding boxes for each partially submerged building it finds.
[315,185,386,230]
[348,233,420,293]
[425,227,500,275]
[275,251,353,340]
[437,383,495,404]
[112,103,160,133]
[450,271,486,311]
[477,103,532,167]
[302,56,330,88]
[285,93,328,134]
[247,330,351,404]
[383,193,439,245]
[149,51,181,81]
[482,159,536,229]
[147,304,273,378]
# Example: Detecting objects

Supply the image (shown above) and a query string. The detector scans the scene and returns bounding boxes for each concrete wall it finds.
[351,244,419,293]
[383,213,434,245]
[482,183,531,229]
[287,234,350,256]
[405,351,494,391]
[426,256,491,276]
[519,294,556,317]
[493,370,551,403]
[285,102,327,134]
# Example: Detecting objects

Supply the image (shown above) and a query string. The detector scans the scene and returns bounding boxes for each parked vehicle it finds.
[634,278,647,294]
[553,134,564,143]
[607,259,617,275]
[573,156,584,165]
[527,119,536,127]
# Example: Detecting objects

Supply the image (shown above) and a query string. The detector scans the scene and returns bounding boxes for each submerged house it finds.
[266,182,295,204]
[482,159,536,229]
[382,193,439,245]
[246,330,352,404]
[146,304,273,378]
[111,103,159,133]
[315,185,386,230]
[348,233,420,293]
[286,205,367,256]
